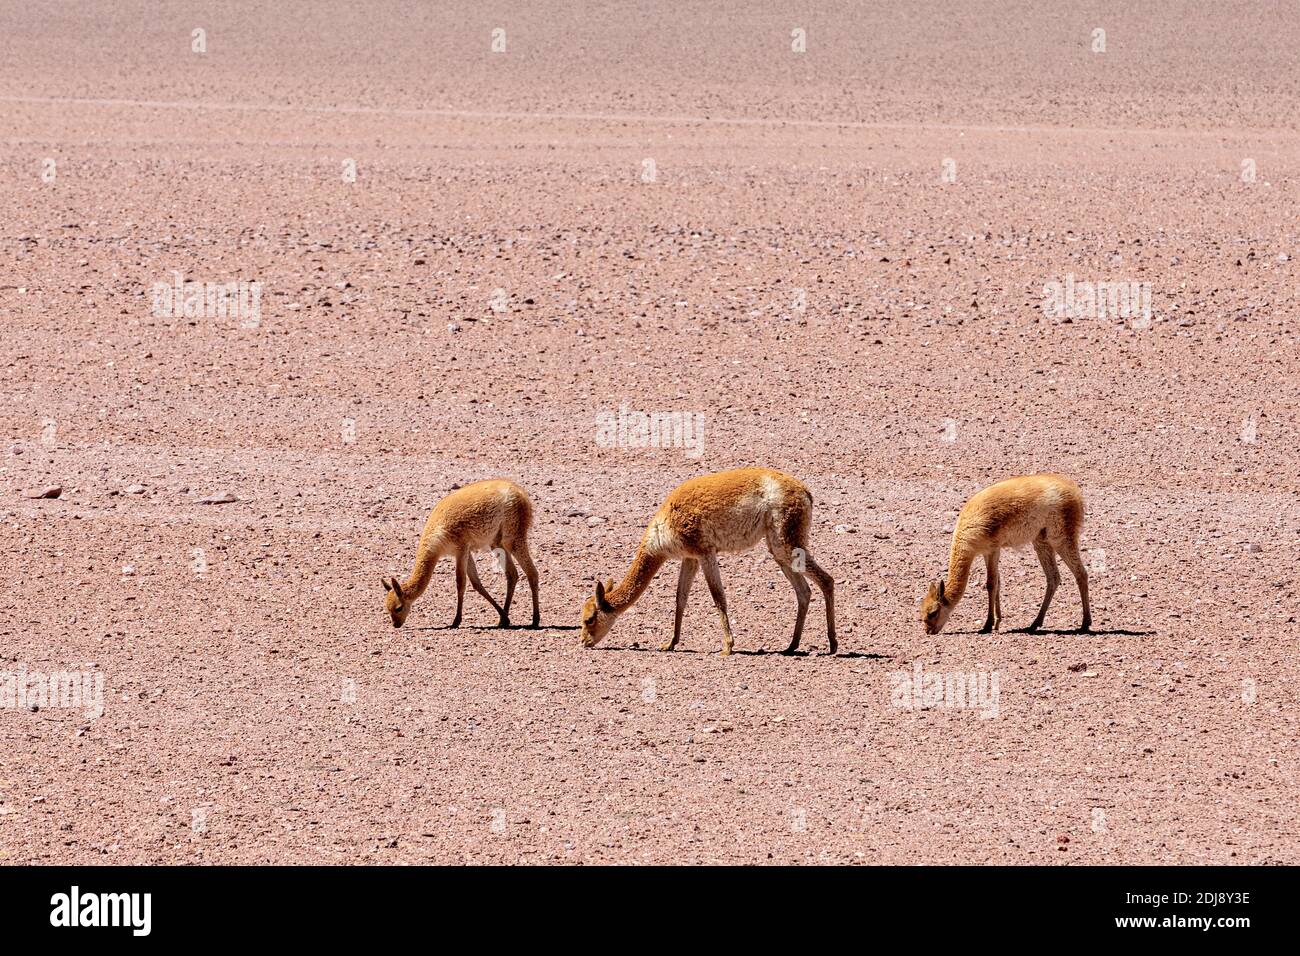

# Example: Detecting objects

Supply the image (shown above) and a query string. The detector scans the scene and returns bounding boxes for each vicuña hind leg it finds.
[1027,540,1060,632]
[511,537,541,628]
[699,554,735,655]
[663,558,698,652]
[1057,540,1092,632]
[802,555,837,654]
[494,544,519,626]
[775,558,811,655]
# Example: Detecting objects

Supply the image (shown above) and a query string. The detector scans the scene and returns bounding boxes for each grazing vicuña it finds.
[384,479,540,629]
[580,467,836,655]
[921,473,1091,635]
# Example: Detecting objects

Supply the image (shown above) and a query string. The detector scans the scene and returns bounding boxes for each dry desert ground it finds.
[1,1,1297,863]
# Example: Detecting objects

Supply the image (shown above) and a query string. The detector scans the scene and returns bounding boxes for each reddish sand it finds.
[1,1,1297,863]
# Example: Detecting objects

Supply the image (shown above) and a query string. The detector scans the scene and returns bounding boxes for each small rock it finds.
[833,524,856,534]
[586,515,606,527]
[199,492,237,505]
[125,484,146,495]
[9,444,23,455]
[448,322,461,332]
[1246,543,1262,554]
[122,565,135,576]
[25,485,62,499]
[1067,662,1087,672]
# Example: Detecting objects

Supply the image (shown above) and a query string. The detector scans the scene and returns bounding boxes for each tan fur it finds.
[384,479,540,629]
[579,467,836,655]
[921,473,1091,635]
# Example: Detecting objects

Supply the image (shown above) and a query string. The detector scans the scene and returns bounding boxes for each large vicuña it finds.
[920,473,1091,635]
[384,479,540,630]
[579,467,836,655]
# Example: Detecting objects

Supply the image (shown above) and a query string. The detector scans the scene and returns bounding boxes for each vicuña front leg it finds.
[699,554,734,655]
[464,552,506,625]
[980,550,1001,634]
[451,552,468,628]
[663,559,698,652]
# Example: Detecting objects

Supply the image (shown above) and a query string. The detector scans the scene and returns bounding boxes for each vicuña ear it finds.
[936,579,946,601]
[390,577,405,600]
[595,579,613,613]
[382,577,392,592]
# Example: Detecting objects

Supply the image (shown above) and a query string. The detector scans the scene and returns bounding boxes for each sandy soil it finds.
[1,1,1297,864]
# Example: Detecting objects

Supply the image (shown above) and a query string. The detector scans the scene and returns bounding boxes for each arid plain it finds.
[1,1,1297,863]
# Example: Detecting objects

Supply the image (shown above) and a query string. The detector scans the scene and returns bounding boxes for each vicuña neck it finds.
[943,544,976,608]
[403,544,441,602]
[607,547,666,613]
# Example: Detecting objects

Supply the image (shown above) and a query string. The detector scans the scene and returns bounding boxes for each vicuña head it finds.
[579,578,618,648]
[382,576,409,628]
[383,478,541,630]
[920,578,951,635]
[579,467,836,655]
[921,473,1091,635]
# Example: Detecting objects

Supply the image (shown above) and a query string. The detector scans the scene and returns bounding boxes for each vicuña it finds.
[921,473,1091,635]
[384,479,540,629]
[579,467,836,655]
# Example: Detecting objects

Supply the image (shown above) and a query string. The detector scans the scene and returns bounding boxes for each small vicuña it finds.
[383,479,540,630]
[579,467,836,655]
[921,473,1091,635]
